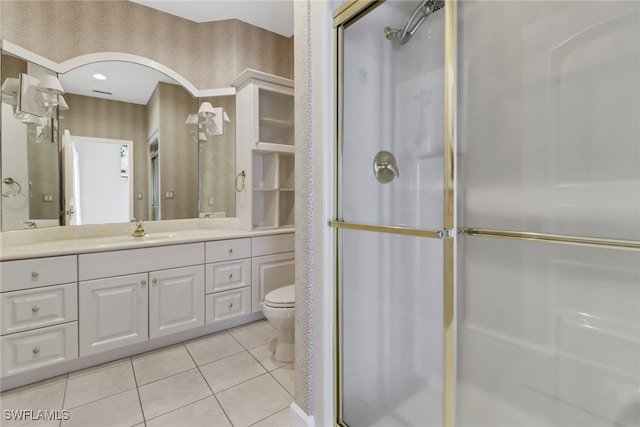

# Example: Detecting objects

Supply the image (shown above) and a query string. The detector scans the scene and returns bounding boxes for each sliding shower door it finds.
[457,1,640,426]
[333,1,454,425]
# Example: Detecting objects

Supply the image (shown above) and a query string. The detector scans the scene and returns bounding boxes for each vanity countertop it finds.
[0,219,294,261]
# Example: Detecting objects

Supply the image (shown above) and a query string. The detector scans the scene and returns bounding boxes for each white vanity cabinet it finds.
[78,243,205,357]
[205,238,252,324]
[0,255,78,377]
[79,273,148,356]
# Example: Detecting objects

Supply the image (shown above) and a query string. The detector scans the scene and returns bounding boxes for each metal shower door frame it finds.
[331,1,457,426]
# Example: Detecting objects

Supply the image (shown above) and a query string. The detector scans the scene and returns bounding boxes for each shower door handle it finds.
[373,151,400,183]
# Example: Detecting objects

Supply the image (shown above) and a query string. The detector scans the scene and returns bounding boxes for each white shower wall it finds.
[458,1,640,425]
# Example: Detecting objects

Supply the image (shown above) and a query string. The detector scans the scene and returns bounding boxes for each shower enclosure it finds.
[332,1,640,426]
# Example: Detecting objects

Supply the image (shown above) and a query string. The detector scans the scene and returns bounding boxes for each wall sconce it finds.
[18,73,65,118]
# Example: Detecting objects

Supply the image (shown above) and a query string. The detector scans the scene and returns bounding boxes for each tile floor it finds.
[0,320,294,427]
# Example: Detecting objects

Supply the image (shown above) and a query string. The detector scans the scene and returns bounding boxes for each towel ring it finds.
[2,177,22,198]
[235,170,246,192]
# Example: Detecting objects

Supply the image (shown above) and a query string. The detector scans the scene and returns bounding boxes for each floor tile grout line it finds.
[142,394,212,425]
[247,406,291,427]
[133,364,200,389]
[129,357,147,425]
[63,383,139,412]
[184,339,236,427]
[65,358,131,381]
[268,370,295,400]
[58,374,69,427]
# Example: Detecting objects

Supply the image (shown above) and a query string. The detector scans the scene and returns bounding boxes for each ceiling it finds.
[128,0,294,37]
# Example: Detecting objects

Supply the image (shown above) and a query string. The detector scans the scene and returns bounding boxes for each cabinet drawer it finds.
[1,322,78,377]
[251,234,294,257]
[79,243,204,280]
[206,259,251,294]
[206,287,251,324]
[206,238,251,263]
[1,283,77,335]
[0,256,77,292]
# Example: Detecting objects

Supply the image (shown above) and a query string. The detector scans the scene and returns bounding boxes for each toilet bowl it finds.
[262,284,295,362]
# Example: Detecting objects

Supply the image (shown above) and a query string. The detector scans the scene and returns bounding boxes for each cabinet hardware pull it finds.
[31,271,39,278]
[228,248,233,254]
[32,347,40,354]
[152,278,158,284]
[228,273,233,279]
[32,306,40,313]
[141,279,147,285]
[228,303,234,309]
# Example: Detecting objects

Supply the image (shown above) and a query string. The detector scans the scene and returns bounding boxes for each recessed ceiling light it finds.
[93,73,107,81]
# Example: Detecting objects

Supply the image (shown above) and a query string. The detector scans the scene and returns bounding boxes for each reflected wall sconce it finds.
[1,74,67,119]
[186,103,231,142]
[18,73,65,118]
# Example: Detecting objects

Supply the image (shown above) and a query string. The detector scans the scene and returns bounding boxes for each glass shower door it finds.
[334,1,451,425]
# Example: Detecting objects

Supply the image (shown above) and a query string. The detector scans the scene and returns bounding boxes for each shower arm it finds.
[399,1,429,40]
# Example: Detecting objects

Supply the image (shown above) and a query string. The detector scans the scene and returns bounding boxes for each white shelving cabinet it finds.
[234,69,295,231]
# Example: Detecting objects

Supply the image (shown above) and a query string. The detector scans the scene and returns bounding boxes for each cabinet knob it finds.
[141,279,147,286]
[31,271,39,278]
[228,273,233,279]
[32,306,40,313]
[152,278,158,284]
[32,347,40,354]
[228,248,233,254]
[228,303,234,309]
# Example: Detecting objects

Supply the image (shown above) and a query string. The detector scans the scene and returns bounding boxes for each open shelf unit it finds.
[234,69,295,231]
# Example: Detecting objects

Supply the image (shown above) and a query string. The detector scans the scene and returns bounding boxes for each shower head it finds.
[385,0,444,45]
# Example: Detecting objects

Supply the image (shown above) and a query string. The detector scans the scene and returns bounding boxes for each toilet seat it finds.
[264,285,295,308]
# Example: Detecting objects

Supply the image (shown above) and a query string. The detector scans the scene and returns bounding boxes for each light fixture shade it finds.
[37,75,65,95]
[58,95,69,111]
[198,102,216,116]
[185,113,198,125]
[22,115,45,126]
[1,77,19,96]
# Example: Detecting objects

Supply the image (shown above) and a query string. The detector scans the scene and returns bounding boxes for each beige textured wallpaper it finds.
[1,1,293,89]
[59,93,149,221]
[1,53,59,221]
[157,82,199,220]
[198,95,236,218]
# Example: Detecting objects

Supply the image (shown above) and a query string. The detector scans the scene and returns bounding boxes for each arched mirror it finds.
[1,53,236,230]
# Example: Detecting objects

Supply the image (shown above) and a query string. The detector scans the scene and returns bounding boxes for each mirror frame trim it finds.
[1,40,236,98]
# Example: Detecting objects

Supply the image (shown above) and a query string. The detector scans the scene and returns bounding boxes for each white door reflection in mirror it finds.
[63,130,133,225]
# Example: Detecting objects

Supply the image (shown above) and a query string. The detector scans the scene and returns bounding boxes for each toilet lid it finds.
[264,285,295,308]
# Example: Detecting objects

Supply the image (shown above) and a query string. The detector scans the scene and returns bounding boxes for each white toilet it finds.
[262,284,295,362]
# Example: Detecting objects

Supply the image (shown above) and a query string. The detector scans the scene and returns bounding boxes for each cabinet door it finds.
[149,265,204,339]
[79,273,148,356]
[251,252,295,313]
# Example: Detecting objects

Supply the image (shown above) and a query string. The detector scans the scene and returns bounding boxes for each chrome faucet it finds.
[131,218,146,237]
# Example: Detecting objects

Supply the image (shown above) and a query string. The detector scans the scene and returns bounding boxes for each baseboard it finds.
[290,402,315,427]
